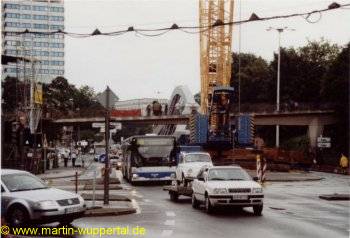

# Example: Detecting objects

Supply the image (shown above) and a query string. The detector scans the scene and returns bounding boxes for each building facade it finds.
[2,0,64,83]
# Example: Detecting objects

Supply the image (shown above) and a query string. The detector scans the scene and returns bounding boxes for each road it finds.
[75,171,350,238]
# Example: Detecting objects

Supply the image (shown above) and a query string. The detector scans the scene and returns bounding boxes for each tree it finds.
[231,52,272,104]
[270,39,341,104]
[322,43,349,154]
[2,76,21,112]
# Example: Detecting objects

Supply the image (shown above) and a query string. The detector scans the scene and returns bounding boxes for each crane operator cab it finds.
[208,86,234,148]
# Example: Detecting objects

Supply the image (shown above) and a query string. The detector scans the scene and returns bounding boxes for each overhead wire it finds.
[4,2,350,38]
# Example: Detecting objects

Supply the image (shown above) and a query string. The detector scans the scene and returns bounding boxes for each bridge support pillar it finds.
[308,119,324,148]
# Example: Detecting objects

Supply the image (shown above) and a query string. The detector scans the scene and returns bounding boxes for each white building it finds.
[2,0,65,83]
[115,98,169,116]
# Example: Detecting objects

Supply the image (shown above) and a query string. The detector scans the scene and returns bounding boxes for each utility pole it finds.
[266,27,295,148]
[104,86,110,205]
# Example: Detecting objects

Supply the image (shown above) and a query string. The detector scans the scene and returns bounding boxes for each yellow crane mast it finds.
[199,0,234,114]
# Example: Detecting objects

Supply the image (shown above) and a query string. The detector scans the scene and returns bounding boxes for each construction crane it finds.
[199,0,234,114]
[193,0,235,147]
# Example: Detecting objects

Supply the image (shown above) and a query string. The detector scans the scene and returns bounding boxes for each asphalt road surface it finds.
[75,172,350,238]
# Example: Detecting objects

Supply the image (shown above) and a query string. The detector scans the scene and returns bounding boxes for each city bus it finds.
[121,135,177,183]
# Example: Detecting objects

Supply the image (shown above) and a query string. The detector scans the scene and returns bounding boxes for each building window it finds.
[4,4,20,9]
[34,24,49,29]
[33,6,48,11]
[21,23,31,28]
[21,14,31,19]
[21,5,31,10]
[50,7,64,13]
[50,25,64,30]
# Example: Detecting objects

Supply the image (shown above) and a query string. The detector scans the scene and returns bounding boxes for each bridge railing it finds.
[232,102,336,113]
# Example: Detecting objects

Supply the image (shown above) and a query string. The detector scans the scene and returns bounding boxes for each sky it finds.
[65,0,350,101]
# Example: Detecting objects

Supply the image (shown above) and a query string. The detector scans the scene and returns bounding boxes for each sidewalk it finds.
[38,159,92,180]
[41,162,137,217]
[246,170,324,182]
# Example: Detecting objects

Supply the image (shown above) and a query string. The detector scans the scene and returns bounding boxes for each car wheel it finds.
[59,218,74,226]
[169,191,178,202]
[192,194,200,209]
[181,173,187,187]
[253,205,263,216]
[205,196,214,214]
[8,205,29,227]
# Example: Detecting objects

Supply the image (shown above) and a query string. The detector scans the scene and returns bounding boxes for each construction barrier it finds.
[256,153,267,183]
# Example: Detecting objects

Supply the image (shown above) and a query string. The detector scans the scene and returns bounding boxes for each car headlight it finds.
[132,174,139,178]
[187,168,193,176]
[213,188,228,194]
[117,162,122,166]
[78,195,85,204]
[36,200,57,209]
[253,187,263,193]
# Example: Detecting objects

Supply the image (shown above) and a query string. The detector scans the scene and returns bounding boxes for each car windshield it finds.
[184,154,211,163]
[2,173,48,192]
[208,168,251,181]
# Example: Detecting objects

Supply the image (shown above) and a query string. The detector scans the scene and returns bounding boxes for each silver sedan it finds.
[1,169,85,226]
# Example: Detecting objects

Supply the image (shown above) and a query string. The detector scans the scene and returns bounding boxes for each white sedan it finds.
[192,166,264,215]
[175,152,213,186]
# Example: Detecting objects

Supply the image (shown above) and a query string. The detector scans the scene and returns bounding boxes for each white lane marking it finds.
[131,199,141,214]
[161,230,173,237]
[144,199,152,203]
[164,220,175,226]
[166,211,176,217]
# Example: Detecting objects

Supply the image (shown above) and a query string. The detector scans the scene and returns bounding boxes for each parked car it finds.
[191,166,264,215]
[98,154,106,163]
[1,169,86,226]
[175,152,213,186]
[109,155,123,169]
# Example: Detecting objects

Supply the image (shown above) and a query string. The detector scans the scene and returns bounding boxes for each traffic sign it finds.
[317,142,331,148]
[92,122,105,128]
[96,87,118,109]
[110,122,122,130]
[317,137,331,143]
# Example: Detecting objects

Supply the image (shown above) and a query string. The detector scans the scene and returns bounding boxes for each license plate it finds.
[232,195,248,200]
[65,207,81,214]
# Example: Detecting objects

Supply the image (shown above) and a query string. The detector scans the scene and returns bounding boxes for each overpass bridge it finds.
[52,109,336,147]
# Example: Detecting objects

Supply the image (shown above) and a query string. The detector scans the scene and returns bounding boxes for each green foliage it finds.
[271,39,341,103]
[2,76,20,112]
[231,53,273,103]
[43,76,104,113]
[281,135,310,151]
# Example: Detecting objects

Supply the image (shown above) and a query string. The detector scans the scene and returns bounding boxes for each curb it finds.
[40,160,93,180]
[83,208,136,217]
[266,177,324,182]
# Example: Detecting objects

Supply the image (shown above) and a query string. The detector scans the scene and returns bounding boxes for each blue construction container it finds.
[193,114,208,144]
[237,114,254,146]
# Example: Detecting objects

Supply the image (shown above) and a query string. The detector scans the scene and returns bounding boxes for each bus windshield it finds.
[132,137,176,166]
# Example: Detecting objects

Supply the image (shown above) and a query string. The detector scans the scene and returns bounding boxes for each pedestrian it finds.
[63,152,68,167]
[339,153,349,174]
[71,150,77,167]
[164,104,168,115]
[146,104,151,116]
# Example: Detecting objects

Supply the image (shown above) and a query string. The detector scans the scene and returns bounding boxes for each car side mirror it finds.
[253,176,259,181]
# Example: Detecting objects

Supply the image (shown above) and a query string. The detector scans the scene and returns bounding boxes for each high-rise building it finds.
[1,0,65,83]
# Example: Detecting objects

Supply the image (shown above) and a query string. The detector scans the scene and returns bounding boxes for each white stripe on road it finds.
[166,211,176,217]
[161,230,173,237]
[164,220,175,226]
[131,199,141,214]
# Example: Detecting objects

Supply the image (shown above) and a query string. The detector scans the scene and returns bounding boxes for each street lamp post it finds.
[266,27,295,147]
